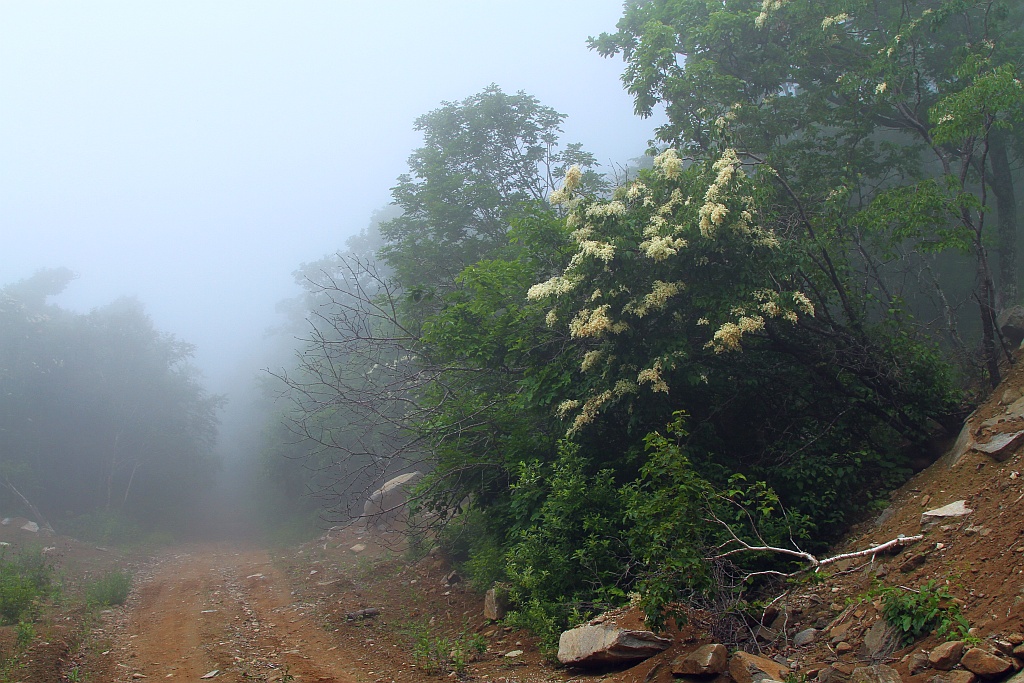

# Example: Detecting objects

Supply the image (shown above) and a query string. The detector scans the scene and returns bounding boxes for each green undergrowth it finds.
[0,547,58,683]
[84,570,132,607]
[403,621,487,675]
[876,580,972,645]
[0,547,56,625]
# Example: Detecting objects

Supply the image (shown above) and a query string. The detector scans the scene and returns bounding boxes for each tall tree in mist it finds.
[380,84,605,297]
[273,87,605,521]
[0,270,221,526]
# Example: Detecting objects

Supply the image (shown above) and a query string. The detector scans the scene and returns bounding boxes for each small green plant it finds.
[504,597,591,657]
[85,571,131,607]
[15,621,34,648]
[279,664,295,682]
[0,548,55,624]
[406,622,483,675]
[467,632,487,654]
[410,629,446,674]
[66,666,82,682]
[878,580,970,645]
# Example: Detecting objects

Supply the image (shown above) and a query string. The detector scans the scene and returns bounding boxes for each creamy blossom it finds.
[568,390,614,434]
[710,315,765,352]
[580,350,604,372]
[556,399,581,418]
[793,291,815,316]
[625,280,684,317]
[550,165,583,205]
[755,0,790,28]
[569,305,627,338]
[626,181,648,202]
[653,148,683,180]
[586,201,627,219]
[579,240,616,262]
[640,235,688,261]
[821,13,849,29]
[527,275,578,300]
[638,360,670,393]
[614,379,638,396]
[699,149,741,237]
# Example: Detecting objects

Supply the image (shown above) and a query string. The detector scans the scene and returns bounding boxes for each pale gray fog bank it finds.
[1,1,657,396]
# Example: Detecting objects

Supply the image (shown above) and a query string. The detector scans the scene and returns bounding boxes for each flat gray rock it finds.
[921,500,972,529]
[972,430,1024,461]
[794,628,819,647]
[557,623,671,666]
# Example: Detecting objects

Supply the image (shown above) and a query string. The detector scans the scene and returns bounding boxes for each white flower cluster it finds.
[821,13,849,29]
[755,0,790,28]
[579,240,616,262]
[641,234,689,261]
[586,201,627,219]
[567,390,614,435]
[624,280,685,318]
[637,359,670,393]
[569,305,628,338]
[550,165,583,206]
[580,350,604,372]
[556,399,581,418]
[792,291,815,316]
[701,290,816,353]
[626,181,649,202]
[527,275,579,300]
[653,148,683,180]
[709,314,765,353]
[699,149,740,238]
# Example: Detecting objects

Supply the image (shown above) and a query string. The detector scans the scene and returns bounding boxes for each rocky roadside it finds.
[547,357,1024,683]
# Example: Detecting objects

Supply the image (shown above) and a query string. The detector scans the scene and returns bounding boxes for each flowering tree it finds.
[591,0,1024,386]
[527,145,958,534]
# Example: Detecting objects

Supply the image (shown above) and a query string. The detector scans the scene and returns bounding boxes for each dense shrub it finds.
[84,570,132,607]
[0,548,55,624]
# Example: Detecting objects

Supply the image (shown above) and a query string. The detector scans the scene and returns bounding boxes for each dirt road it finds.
[106,545,366,683]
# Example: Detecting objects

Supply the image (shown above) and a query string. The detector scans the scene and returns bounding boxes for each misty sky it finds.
[1,2,659,392]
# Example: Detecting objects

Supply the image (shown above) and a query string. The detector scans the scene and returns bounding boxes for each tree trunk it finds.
[990,131,1019,310]
[979,255,1002,388]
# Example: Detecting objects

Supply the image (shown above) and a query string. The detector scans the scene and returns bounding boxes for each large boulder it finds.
[672,644,728,676]
[728,651,790,683]
[484,585,509,621]
[959,648,1013,678]
[929,641,965,670]
[557,623,671,666]
[931,672,978,683]
[998,306,1024,347]
[362,471,422,532]
[972,430,1024,461]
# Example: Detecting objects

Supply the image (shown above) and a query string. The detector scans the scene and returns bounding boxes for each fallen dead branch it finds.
[710,512,923,577]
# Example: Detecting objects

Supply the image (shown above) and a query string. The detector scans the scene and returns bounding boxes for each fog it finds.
[1,1,658,395]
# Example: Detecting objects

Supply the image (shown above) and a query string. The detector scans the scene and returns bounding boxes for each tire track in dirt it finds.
[109,544,363,683]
